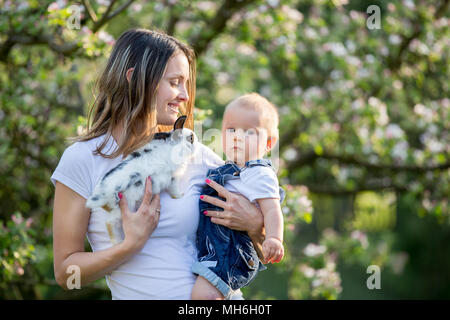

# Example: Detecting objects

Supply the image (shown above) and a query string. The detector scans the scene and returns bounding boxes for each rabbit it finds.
[86,116,198,244]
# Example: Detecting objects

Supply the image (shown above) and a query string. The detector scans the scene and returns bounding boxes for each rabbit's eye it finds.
[186,133,194,144]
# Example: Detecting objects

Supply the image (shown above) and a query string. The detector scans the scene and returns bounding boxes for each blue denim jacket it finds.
[192,159,285,298]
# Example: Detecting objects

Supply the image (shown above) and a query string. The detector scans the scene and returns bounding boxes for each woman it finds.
[50,29,265,299]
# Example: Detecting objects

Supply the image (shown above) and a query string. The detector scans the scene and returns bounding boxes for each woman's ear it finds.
[126,68,134,83]
[266,136,278,152]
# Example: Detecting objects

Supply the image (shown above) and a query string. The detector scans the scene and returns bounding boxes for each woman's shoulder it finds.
[54,134,119,182]
[51,134,118,197]
[64,134,116,159]
[59,140,92,165]
[50,137,98,198]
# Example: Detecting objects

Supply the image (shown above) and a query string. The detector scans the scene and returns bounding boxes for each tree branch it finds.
[0,33,79,62]
[305,182,407,195]
[166,3,181,36]
[0,0,136,62]
[0,37,15,62]
[387,0,449,71]
[82,0,98,22]
[92,0,135,33]
[189,0,257,56]
[286,150,450,173]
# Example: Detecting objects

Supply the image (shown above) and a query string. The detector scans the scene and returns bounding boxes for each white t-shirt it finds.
[50,134,224,299]
[225,165,281,203]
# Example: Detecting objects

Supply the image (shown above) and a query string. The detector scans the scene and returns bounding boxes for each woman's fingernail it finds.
[203,211,208,215]
[118,192,123,199]
[200,195,204,200]
[205,178,211,184]
[148,176,151,182]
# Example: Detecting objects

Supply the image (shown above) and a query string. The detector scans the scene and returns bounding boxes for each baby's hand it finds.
[262,237,284,264]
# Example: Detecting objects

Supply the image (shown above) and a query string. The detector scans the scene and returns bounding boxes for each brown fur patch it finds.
[102,204,112,212]
[106,222,114,240]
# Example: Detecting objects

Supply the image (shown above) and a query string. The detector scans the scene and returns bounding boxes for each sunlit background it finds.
[0,0,449,299]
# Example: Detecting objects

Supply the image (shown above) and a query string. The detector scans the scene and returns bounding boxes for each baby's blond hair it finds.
[225,93,279,139]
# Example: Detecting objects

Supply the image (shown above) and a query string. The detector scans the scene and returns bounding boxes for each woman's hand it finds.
[201,179,265,260]
[201,179,263,233]
[119,176,161,253]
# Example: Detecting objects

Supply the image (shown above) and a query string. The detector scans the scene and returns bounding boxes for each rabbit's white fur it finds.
[86,126,198,244]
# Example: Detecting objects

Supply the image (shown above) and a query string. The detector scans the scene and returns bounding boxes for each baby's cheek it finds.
[246,137,261,155]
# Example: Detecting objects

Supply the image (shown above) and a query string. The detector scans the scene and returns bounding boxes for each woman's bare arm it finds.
[53,177,160,289]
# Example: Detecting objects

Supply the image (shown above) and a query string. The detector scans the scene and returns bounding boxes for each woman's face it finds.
[156,51,190,126]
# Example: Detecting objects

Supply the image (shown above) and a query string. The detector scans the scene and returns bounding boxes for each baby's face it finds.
[221,104,269,166]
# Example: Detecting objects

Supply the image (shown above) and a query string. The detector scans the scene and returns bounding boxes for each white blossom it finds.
[357,126,370,141]
[389,34,402,45]
[283,148,298,161]
[304,243,326,257]
[281,5,304,23]
[369,97,389,126]
[98,31,114,45]
[323,42,347,57]
[300,264,315,278]
[351,230,368,249]
[197,1,216,11]
[304,27,318,40]
[351,98,364,110]
[292,86,303,96]
[385,123,405,139]
[97,0,111,6]
[391,140,409,161]
[304,86,322,100]
[414,104,434,123]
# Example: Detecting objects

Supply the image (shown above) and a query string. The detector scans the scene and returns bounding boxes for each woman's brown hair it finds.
[68,28,196,159]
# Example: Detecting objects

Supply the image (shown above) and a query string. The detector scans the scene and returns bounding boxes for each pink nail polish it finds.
[118,192,123,199]
[200,195,204,200]
[148,176,151,182]
[205,178,211,184]
[203,211,208,215]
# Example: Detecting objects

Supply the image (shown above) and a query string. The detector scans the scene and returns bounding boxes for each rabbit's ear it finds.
[171,129,183,142]
[173,115,187,130]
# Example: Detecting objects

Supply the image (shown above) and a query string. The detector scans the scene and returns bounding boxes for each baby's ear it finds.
[266,136,278,152]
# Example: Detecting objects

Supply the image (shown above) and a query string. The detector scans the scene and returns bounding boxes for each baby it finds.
[191,93,285,300]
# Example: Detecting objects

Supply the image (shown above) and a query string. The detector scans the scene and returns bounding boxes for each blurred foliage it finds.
[0,213,36,284]
[353,191,396,232]
[0,0,449,299]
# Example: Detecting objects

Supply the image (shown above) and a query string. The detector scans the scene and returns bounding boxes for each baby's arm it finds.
[256,198,284,264]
